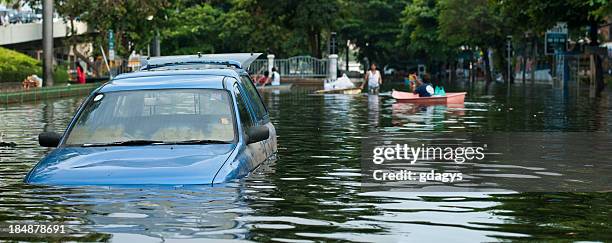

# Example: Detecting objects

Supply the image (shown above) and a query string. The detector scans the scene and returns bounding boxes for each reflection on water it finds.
[0,82,611,242]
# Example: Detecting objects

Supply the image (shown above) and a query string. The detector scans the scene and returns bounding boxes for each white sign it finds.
[109,50,115,61]
[547,22,568,34]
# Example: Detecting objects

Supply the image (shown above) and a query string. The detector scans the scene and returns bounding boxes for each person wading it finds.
[361,63,382,94]
[271,67,281,86]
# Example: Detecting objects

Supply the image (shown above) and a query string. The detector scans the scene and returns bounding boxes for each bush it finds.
[0,47,70,85]
[0,47,41,83]
[53,65,69,84]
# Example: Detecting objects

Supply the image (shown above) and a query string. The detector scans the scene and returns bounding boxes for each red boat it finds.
[391,90,467,105]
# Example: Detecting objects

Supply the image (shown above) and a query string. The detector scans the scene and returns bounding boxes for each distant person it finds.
[412,73,434,97]
[257,70,270,86]
[406,73,418,90]
[76,61,86,84]
[361,63,382,94]
[271,67,280,86]
[22,75,42,89]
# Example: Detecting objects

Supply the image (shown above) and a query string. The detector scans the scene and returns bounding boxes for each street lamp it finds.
[147,15,160,57]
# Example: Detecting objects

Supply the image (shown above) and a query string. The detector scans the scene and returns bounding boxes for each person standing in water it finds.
[257,70,270,86]
[271,67,281,86]
[361,63,382,94]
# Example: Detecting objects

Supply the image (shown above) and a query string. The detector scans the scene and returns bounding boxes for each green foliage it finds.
[338,0,408,65]
[54,0,174,57]
[399,0,452,63]
[438,0,504,49]
[590,0,612,18]
[0,47,41,83]
[0,47,68,84]
[162,4,224,54]
[286,0,341,57]
[497,0,593,34]
[161,0,341,58]
[53,65,70,84]
[12,0,611,76]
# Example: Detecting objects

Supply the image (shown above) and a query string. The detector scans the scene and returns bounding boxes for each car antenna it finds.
[197,52,202,58]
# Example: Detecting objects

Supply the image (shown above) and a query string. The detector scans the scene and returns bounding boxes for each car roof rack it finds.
[140,53,262,71]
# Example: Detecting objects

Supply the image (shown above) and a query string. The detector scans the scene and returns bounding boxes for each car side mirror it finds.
[39,132,61,147]
[246,126,269,144]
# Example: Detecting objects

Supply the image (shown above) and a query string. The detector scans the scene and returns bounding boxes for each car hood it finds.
[25,144,235,185]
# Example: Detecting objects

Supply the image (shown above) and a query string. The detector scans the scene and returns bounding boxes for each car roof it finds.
[99,69,246,93]
[142,53,262,70]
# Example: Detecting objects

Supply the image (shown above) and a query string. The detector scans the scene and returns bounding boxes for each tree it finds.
[221,0,294,56]
[338,0,408,67]
[162,3,224,54]
[398,0,455,76]
[285,0,340,58]
[498,0,609,92]
[162,0,339,58]
[438,0,505,83]
[82,0,173,57]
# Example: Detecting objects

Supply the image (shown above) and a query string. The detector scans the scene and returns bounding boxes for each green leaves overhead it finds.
[13,0,609,68]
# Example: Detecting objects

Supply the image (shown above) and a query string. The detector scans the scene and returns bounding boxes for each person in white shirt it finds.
[271,67,281,86]
[360,63,382,94]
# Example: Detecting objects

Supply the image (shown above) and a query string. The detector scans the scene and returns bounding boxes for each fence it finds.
[249,55,329,78]
[90,54,334,80]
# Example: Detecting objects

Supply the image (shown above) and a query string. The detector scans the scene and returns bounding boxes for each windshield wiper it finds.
[81,140,164,147]
[169,139,231,145]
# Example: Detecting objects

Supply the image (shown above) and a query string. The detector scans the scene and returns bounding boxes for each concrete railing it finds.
[249,55,338,79]
[0,21,88,46]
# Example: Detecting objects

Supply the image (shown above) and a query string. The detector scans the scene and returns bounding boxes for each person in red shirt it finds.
[76,61,86,84]
[256,71,270,86]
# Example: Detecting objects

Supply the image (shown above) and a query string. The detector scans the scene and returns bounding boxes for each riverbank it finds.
[0,82,102,105]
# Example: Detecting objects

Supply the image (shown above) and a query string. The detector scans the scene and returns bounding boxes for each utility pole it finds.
[42,0,54,86]
[151,31,161,57]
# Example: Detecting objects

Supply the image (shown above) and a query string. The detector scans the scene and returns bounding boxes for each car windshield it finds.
[64,89,236,146]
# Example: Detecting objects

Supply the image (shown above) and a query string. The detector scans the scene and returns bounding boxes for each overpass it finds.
[0,21,88,47]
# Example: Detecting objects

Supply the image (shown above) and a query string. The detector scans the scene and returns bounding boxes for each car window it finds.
[234,85,254,130]
[64,89,236,145]
[240,75,267,121]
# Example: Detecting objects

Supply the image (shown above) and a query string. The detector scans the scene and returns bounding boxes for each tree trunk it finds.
[481,47,492,83]
[308,28,317,57]
[450,60,457,82]
[495,46,508,83]
[316,31,322,58]
[589,21,605,94]
[522,42,527,83]
[530,36,536,82]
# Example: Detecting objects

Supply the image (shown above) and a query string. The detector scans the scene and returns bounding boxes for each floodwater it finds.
[0,81,611,242]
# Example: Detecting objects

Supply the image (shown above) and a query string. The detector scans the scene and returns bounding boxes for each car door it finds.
[233,83,268,169]
[239,75,277,159]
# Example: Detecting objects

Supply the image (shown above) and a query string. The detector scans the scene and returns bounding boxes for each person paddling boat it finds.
[411,73,434,97]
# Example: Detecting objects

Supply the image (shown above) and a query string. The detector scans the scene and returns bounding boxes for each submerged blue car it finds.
[25,53,277,185]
